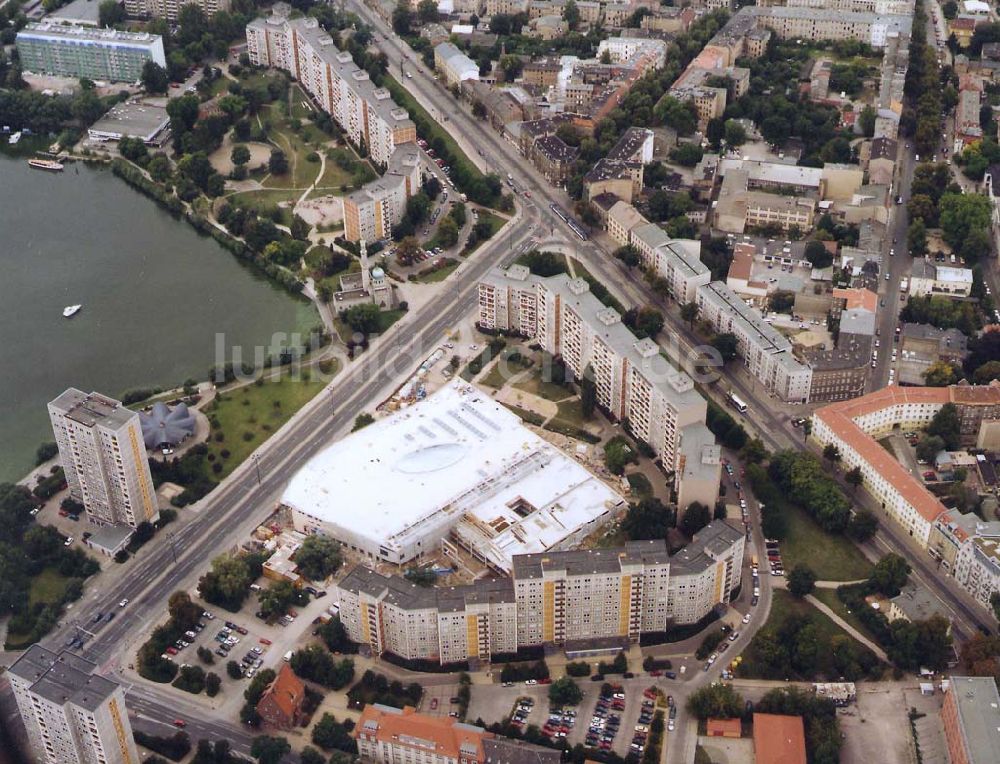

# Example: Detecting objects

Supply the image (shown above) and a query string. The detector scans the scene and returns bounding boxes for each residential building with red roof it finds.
[752,713,806,764]
[256,664,306,729]
[812,384,1000,544]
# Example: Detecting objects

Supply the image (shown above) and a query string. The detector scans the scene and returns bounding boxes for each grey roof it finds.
[513,539,671,579]
[87,523,135,553]
[946,676,1000,762]
[606,127,652,162]
[670,520,743,575]
[338,565,515,612]
[139,401,195,448]
[89,100,170,141]
[805,334,872,371]
[483,738,562,764]
[901,323,969,354]
[889,583,949,624]
[839,308,877,337]
[346,143,420,205]
[45,0,101,25]
[699,282,793,355]
[9,645,120,712]
[49,388,135,430]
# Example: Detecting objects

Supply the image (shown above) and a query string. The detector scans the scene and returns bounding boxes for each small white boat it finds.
[9,131,21,145]
[63,304,82,318]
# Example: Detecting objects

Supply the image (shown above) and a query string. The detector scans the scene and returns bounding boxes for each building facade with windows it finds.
[124,0,230,22]
[337,527,744,664]
[695,282,813,403]
[246,8,415,167]
[478,269,714,483]
[16,23,165,82]
[48,388,159,529]
[8,645,140,764]
[343,144,421,242]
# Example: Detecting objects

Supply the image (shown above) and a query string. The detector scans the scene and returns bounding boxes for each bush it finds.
[132,731,191,761]
[566,661,591,677]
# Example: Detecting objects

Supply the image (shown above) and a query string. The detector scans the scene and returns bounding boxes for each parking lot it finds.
[466,678,670,758]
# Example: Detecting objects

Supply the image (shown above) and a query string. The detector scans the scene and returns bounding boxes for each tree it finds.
[847,509,878,541]
[923,360,961,387]
[680,302,699,327]
[205,672,221,697]
[680,502,711,537]
[822,444,840,467]
[686,683,743,719]
[251,735,290,764]
[342,303,382,336]
[417,0,437,22]
[804,240,832,269]
[939,193,992,255]
[721,119,746,148]
[392,0,413,35]
[916,435,946,463]
[231,144,251,168]
[259,580,297,619]
[928,402,962,450]
[740,438,768,465]
[268,149,288,175]
[98,0,124,27]
[870,553,910,597]
[300,747,326,764]
[227,661,242,679]
[859,105,876,137]
[548,676,583,705]
[295,535,342,581]
[974,361,1000,384]
[353,413,375,431]
[845,466,863,492]
[168,591,203,631]
[624,307,664,339]
[563,0,580,30]
[141,60,169,94]
[907,218,928,256]
[35,442,58,465]
[711,333,739,363]
[621,498,675,541]
[437,215,459,248]
[787,565,817,597]
[404,567,437,587]
[943,0,958,18]
[656,97,697,136]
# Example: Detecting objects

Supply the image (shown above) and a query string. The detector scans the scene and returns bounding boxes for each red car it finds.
[259,637,272,645]
[430,698,439,710]
[165,647,178,655]
[923,471,936,480]
[173,719,186,728]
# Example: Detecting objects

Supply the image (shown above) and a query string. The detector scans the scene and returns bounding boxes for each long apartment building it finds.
[9,645,140,764]
[630,222,711,304]
[48,388,159,529]
[16,23,166,82]
[124,0,229,22]
[246,8,415,168]
[343,143,421,241]
[696,282,813,403]
[812,385,1000,612]
[337,527,744,665]
[478,267,720,508]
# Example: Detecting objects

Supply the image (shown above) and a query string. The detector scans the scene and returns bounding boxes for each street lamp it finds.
[252,454,262,486]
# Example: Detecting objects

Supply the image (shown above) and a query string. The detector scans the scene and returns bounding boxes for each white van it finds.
[283,650,293,662]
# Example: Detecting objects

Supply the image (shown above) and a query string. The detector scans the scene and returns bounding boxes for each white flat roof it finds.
[282,381,625,567]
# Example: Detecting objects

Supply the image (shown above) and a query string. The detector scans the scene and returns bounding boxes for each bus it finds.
[727,391,748,413]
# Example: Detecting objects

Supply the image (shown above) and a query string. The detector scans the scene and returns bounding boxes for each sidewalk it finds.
[805,593,889,662]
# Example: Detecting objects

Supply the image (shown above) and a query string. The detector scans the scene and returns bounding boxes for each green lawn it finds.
[812,588,881,643]
[28,568,72,608]
[499,403,545,426]
[738,590,878,680]
[462,210,507,255]
[626,472,654,498]
[779,502,872,582]
[333,309,405,343]
[513,372,574,403]
[316,147,377,190]
[261,105,325,190]
[290,84,316,120]
[552,398,588,428]
[415,260,459,283]
[227,188,299,227]
[206,372,329,478]
[479,358,510,389]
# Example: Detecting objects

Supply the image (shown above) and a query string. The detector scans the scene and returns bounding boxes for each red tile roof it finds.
[753,714,806,764]
[814,384,1000,524]
[257,664,305,726]
[356,705,493,760]
[707,718,741,737]
[833,287,877,313]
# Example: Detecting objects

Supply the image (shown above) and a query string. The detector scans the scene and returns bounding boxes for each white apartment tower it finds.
[8,645,140,764]
[48,388,158,529]
[124,0,230,22]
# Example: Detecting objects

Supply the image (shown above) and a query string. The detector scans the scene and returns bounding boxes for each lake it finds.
[0,156,318,483]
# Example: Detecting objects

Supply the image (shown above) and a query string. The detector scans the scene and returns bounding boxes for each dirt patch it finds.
[209,138,272,175]
[297,194,343,227]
